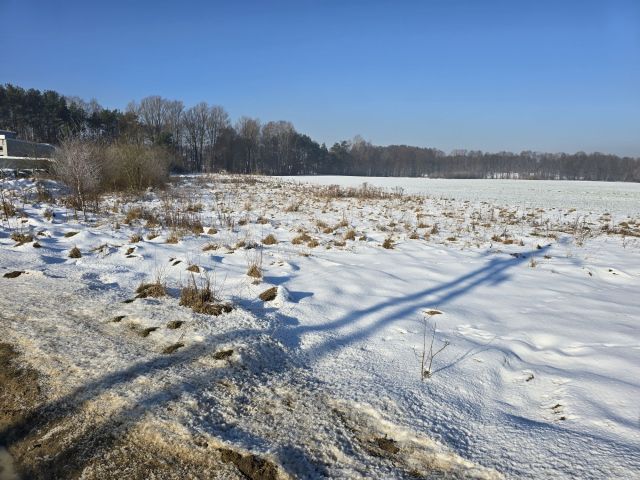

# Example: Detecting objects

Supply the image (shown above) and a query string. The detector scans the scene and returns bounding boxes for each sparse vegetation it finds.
[262,233,278,245]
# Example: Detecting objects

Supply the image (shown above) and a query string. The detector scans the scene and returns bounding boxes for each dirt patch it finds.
[218,447,283,480]
[166,320,184,329]
[2,271,24,279]
[213,349,234,360]
[162,342,185,354]
[0,343,42,438]
[0,343,260,479]
[373,435,400,455]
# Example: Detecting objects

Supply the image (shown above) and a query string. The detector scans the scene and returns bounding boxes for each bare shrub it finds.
[246,248,263,279]
[53,137,102,221]
[382,237,394,249]
[420,310,449,380]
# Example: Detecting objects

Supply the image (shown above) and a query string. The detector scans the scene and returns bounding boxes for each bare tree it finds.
[205,105,230,172]
[165,100,184,150]
[139,96,169,143]
[236,116,261,173]
[261,121,295,174]
[183,102,210,171]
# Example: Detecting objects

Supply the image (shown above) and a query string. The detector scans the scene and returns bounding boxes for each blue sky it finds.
[3,0,639,156]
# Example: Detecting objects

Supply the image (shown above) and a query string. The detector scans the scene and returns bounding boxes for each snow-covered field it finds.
[1,173,639,479]
[280,176,640,216]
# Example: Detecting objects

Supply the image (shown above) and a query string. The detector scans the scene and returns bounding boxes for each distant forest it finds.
[2,83,639,182]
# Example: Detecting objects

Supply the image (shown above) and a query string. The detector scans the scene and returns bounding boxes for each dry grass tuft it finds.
[262,234,278,245]
[259,286,278,302]
[382,237,394,249]
[129,233,143,243]
[179,274,233,315]
[135,281,167,298]
[11,232,33,244]
[292,232,312,245]
[247,264,262,279]
[166,231,180,244]
[344,229,356,241]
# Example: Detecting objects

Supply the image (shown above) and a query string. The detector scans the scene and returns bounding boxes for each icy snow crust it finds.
[1,174,639,479]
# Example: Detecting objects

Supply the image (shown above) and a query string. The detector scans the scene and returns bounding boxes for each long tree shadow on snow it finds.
[282,245,552,362]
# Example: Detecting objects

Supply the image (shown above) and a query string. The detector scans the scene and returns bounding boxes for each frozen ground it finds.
[1,173,639,479]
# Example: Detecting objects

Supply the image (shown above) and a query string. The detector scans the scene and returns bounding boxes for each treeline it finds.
[1,83,639,182]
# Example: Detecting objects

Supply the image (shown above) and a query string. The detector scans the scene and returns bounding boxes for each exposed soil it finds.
[0,343,281,480]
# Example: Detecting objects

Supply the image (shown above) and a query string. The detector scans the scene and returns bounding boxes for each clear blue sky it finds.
[3,0,639,156]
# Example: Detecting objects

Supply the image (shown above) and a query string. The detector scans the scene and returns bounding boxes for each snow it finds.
[1,173,639,478]
[279,176,640,216]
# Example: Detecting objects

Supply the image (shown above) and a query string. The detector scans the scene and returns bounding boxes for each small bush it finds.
[102,143,170,191]
[69,246,82,258]
[382,237,394,249]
